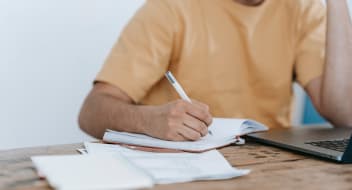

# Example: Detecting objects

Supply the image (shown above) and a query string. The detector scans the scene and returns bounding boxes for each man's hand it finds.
[146,99,213,141]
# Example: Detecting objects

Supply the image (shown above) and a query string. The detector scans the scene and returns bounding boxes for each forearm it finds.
[79,92,154,139]
[79,82,212,141]
[321,0,352,126]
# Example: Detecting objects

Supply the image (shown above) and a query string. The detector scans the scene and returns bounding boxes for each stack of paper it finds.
[31,118,261,189]
[31,154,154,190]
[31,144,250,189]
[84,142,250,184]
[103,118,268,152]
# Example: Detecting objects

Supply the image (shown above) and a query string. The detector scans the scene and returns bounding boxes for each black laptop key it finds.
[305,139,350,152]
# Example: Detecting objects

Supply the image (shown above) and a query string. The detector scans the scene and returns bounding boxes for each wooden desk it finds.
[1,142,352,190]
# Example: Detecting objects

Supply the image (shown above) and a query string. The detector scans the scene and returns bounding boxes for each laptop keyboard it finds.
[305,139,350,152]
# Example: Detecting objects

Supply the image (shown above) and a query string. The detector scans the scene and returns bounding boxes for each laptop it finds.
[246,126,352,163]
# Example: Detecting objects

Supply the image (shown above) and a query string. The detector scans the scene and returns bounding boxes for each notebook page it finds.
[31,154,153,190]
[107,118,244,140]
[85,142,250,184]
[104,131,234,151]
[207,118,245,139]
[239,120,269,135]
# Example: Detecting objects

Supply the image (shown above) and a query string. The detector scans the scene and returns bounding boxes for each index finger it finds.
[184,101,213,126]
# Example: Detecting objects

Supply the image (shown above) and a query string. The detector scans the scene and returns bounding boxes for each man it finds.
[79,0,352,141]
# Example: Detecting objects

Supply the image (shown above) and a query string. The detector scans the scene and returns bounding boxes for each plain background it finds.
[1,0,351,150]
[0,0,144,149]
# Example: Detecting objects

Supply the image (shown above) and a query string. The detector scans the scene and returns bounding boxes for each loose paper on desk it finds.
[31,154,153,190]
[84,142,250,184]
[103,118,268,152]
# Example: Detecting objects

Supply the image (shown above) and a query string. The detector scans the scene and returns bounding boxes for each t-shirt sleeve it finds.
[294,1,326,87]
[95,0,175,103]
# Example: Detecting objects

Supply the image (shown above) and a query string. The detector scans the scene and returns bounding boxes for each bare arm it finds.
[306,0,352,126]
[78,82,212,140]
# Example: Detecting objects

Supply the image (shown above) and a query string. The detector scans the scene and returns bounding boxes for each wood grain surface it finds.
[1,141,351,190]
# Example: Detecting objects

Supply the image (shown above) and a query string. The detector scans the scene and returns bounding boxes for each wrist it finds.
[135,105,158,135]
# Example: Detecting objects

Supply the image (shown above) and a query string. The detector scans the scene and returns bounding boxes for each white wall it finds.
[0,0,144,149]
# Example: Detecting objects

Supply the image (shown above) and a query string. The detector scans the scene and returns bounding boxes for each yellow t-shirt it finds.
[96,0,326,128]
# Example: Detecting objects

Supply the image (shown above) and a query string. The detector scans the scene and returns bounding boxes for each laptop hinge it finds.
[341,135,352,163]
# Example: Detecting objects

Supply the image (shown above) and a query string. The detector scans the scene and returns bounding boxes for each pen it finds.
[165,71,191,102]
[165,71,213,136]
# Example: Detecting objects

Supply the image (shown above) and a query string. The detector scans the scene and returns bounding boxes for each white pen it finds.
[165,71,192,102]
[165,71,213,136]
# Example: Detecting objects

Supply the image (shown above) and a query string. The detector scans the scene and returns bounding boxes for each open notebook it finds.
[103,118,268,152]
[84,142,250,184]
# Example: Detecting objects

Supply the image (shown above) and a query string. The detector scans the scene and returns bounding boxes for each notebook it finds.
[84,142,250,184]
[31,154,154,190]
[103,118,268,152]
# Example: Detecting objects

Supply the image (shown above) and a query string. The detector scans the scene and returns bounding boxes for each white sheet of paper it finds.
[84,142,250,184]
[31,154,153,190]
